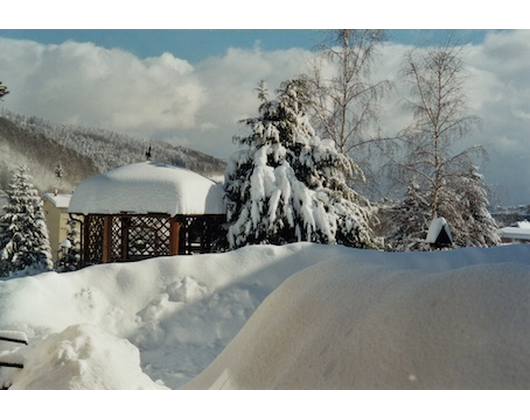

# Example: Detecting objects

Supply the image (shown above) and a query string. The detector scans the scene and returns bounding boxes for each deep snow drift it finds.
[1,243,530,389]
[185,251,530,389]
[0,243,353,389]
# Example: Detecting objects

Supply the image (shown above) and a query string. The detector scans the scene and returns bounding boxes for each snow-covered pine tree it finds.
[0,165,53,277]
[224,79,379,249]
[386,166,501,250]
[385,178,432,251]
[450,166,500,247]
[56,218,81,272]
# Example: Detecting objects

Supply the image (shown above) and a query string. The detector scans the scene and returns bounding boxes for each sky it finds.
[0,29,495,63]
[0,23,528,205]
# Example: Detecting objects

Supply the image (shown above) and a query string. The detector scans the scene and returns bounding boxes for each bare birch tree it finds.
[399,39,482,220]
[304,30,392,178]
[388,37,500,248]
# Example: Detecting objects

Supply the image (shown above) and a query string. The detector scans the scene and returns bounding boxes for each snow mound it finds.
[8,324,166,390]
[184,247,530,389]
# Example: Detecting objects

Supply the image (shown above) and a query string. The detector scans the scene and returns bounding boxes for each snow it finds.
[68,162,225,216]
[7,324,164,390]
[42,193,71,209]
[1,242,530,391]
[500,220,530,241]
[185,253,530,389]
[0,330,28,344]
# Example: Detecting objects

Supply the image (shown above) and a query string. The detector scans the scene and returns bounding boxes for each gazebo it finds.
[68,162,226,266]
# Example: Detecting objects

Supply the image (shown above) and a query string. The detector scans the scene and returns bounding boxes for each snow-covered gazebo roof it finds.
[69,162,225,216]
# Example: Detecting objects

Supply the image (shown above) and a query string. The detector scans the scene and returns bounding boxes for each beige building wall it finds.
[42,193,72,262]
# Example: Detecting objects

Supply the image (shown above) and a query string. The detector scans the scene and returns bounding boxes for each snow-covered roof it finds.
[42,193,72,209]
[68,162,225,216]
[426,217,452,244]
[499,220,530,241]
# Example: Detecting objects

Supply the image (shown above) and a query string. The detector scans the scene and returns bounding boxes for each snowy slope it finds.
[1,243,530,390]
[185,246,530,389]
[0,111,226,197]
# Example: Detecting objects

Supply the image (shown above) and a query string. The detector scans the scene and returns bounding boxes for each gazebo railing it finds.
[78,213,226,266]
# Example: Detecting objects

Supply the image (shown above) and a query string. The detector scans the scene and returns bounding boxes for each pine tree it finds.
[0,165,53,277]
[225,79,379,249]
[386,167,500,250]
[451,166,500,247]
[56,218,81,272]
[385,179,432,251]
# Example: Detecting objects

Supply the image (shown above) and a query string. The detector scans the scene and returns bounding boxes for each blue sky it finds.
[0,29,498,63]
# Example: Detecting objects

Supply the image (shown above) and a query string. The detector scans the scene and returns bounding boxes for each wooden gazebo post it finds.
[102,216,112,263]
[170,219,181,256]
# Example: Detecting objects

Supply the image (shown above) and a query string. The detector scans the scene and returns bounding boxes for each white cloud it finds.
[371,31,530,205]
[463,31,530,204]
[188,46,312,155]
[1,31,530,204]
[0,38,204,135]
[0,38,310,159]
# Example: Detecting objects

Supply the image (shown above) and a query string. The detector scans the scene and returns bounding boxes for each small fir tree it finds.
[225,79,379,249]
[386,167,500,250]
[0,165,53,276]
[451,166,500,247]
[385,179,432,251]
[56,218,81,272]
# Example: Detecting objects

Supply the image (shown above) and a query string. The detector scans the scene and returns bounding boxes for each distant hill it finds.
[0,109,226,195]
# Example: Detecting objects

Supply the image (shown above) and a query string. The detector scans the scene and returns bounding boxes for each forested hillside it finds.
[0,109,226,194]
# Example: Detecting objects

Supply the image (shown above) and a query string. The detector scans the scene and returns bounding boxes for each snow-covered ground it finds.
[1,243,530,392]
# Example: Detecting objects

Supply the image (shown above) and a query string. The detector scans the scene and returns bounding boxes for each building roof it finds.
[68,162,225,216]
[43,193,72,209]
[499,220,530,241]
[426,217,453,245]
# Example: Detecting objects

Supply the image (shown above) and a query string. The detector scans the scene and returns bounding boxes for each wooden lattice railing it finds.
[79,213,226,266]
